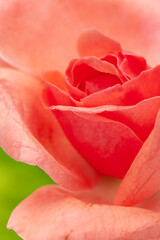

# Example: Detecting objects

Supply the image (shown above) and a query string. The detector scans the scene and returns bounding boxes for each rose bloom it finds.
[0,0,160,239]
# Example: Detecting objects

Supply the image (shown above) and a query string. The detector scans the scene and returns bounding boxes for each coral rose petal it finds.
[77,29,122,57]
[0,59,12,68]
[8,185,160,240]
[119,52,148,79]
[65,56,120,100]
[42,86,73,107]
[0,0,160,74]
[80,65,160,107]
[50,96,160,142]
[51,108,142,178]
[42,71,68,92]
[67,56,119,83]
[0,68,99,190]
[42,70,75,107]
[136,191,160,212]
[114,110,160,206]
[97,97,160,141]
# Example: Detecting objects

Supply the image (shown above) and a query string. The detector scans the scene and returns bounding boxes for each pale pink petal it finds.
[42,84,74,108]
[114,110,160,206]
[77,29,121,57]
[0,0,160,74]
[0,58,12,68]
[0,68,99,190]
[8,185,160,240]
[42,71,68,92]
[68,176,121,205]
[136,191,160,212]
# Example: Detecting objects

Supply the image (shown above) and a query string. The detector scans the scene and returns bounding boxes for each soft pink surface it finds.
[0,59,12,68]
[136,191,160,212]
[114,110,160,206]
[77,29,121,57]
[8,185,160,240]
[0,0,160,74]
[0,68,99,190]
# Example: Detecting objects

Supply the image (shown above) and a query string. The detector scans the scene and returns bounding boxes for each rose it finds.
[41,29,160,207]
[0,0,160,239]
[42,29,152,180]
[4,34,160,239]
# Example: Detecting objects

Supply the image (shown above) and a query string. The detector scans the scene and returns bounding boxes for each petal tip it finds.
[77,28,122,57]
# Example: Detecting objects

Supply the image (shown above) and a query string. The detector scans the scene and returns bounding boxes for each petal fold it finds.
[114,110,160,206]
[0,68,99,190]
[80,65,160,107]
[50,96,160,142]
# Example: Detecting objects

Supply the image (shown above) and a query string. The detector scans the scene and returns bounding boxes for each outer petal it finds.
[51,108,142,178]
[136,191,160,212]
[42,71,74,107]
[42,71,68,92]
[0,68,99,190]
[114,110,160,206]
[8,185,160,240]
[0,59,12,68]
[77,29,121,57]
[0,0,160,74]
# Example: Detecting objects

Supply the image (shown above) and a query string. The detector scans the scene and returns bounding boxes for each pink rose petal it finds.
[65,55,120,100]
[114,110,160,206]
[119,52,148,79]
[8,185,160,240]
[80,65,160,107]
[0,59,12,68]
[0,0,160,74]
[50,107,142,178]
[136,191,160,212]
[41,70,78,108]
[77,29,121,57]
[0,68,99,190]
[49,96,160,142]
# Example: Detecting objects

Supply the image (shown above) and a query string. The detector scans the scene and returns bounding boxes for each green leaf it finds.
[0,147,53,240]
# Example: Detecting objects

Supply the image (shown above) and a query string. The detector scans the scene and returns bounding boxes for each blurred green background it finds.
[0,147,53,240]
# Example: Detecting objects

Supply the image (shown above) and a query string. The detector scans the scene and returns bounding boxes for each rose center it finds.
[77,72,121,95]
[69,62,121,96]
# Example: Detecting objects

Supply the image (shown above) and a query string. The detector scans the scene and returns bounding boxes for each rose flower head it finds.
[42,29,156,181]
[0,1,160,239]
